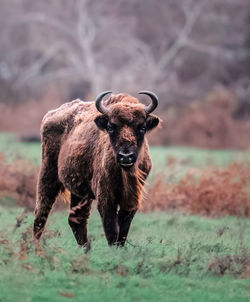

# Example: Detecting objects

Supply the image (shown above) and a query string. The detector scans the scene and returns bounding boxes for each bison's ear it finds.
[94,115,108,131]
[146,114,160,132]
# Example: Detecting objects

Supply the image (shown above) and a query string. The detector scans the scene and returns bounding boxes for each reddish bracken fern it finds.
[143,163,250,217]
[0,153,67,210]
[0,153,38,209]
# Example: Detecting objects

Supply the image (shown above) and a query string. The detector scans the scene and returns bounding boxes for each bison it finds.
[33,91,160,246]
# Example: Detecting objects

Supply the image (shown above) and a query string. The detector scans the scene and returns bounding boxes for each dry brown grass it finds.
[142,162,250,217]
[208,248,250,277]
[149,89,250,149]
[0,153,38,210]
[0,154,67,211]
[0,87,62,134]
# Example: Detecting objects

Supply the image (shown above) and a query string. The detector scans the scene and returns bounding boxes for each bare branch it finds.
[157,0,207,71]
[14,43,66,88]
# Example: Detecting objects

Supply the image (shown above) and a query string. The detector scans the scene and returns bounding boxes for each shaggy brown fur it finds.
[33,93,160,246]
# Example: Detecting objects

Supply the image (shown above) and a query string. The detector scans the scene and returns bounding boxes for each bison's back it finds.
[41,99,96,138]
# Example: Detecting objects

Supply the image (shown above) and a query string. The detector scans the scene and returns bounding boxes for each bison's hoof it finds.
[79,240,91,253]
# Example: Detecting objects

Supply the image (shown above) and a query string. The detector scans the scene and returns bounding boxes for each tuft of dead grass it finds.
[208,248,250,277]
[0,153,38,210]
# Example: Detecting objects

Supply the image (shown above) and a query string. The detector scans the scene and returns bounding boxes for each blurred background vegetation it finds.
[0,0,250,149]
[1,2,250,301]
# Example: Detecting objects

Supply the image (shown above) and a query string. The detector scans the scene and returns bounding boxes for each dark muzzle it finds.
[117,150,137,168]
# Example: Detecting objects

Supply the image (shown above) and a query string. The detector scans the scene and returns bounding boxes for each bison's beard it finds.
[120,165,146,211]
[120,162,134,169]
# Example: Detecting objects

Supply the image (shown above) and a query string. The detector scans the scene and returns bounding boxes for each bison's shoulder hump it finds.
[41,99,93,137]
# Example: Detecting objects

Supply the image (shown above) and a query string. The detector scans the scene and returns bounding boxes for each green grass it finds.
[1,132,250,301]
[150,145,250,167]
[0,207,250,302]
[0,133,41,165]
[149,145,250,179]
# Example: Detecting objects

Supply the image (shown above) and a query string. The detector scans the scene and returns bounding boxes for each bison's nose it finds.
[117,151,136,167]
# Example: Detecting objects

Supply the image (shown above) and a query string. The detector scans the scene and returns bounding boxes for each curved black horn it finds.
[138,91,158,114]
[95,91,112,114]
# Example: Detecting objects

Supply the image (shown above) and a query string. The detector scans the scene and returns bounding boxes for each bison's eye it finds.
[139,126,146,134]
[107,125,115,135]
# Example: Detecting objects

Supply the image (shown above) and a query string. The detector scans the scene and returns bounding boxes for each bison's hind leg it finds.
[33,160,62,240]
[68,193,93,246]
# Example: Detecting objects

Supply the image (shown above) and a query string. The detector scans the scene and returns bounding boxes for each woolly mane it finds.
[105,94,139,106]
[121,165,147,211]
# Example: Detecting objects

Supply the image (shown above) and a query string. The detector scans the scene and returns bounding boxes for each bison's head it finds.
[94,91,160,169]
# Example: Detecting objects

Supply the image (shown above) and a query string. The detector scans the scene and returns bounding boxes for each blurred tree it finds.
[0,0,249,110]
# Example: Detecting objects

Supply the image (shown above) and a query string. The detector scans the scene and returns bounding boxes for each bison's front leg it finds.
[68,193,92,246]
[117,209,137,246]
[98,203,119,246]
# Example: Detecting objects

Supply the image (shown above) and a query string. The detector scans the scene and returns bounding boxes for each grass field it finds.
[0,133,250,302]
[1,207,250,302]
